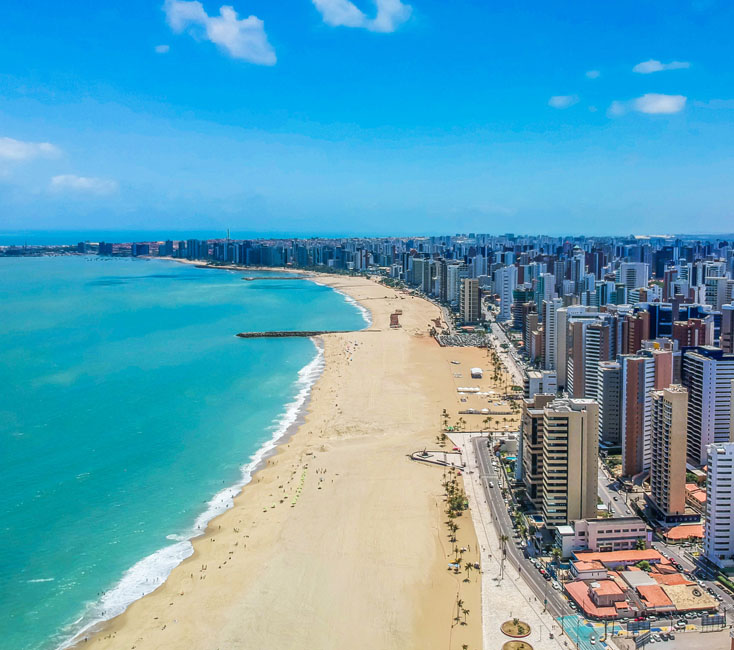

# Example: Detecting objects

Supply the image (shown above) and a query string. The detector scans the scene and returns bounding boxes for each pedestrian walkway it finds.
[451,432,567,650]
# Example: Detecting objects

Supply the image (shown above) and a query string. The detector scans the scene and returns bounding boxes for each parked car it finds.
[552,580,561,591]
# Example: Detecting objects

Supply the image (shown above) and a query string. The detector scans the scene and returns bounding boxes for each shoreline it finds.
[60,339,331,649]
[59,261,370,648]
[80,266,483,650]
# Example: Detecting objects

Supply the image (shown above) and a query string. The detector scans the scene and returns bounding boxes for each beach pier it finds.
[236,330,378,338]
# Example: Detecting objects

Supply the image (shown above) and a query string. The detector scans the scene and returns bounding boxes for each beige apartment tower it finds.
[521,393,556,508]
[649,385,688,520]
[541,398,599,527]
[459,277,480,323]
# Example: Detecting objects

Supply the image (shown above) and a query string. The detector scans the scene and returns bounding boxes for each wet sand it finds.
[82,273,486,650]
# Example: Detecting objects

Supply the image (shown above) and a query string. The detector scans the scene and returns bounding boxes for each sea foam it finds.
[332,288,372,327]
[58,341,325,648]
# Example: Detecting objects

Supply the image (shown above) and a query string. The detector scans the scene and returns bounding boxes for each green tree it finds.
[551,546,563,564]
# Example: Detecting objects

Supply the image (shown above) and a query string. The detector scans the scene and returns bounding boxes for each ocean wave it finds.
[331,288,372,328]
[57,341,325,649]
[27,578,55,583]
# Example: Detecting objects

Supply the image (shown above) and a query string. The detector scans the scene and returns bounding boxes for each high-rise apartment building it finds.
[541,398,599,527]
[597,361,622,448]
[459,277,480,323]
[704,276,729,311]
[521,394,556,508]
[682,347,734,465]
[672,318,712,348]
[496,265,518,322]
[620,349,673,477]
[622,310,650,355]
[543,298,564,372]
[620,355,654,477]
[649,385,688,522]
[721,303,734,353]
[704,443,734,570]
[582,319,615,401]
[617,262,650,291]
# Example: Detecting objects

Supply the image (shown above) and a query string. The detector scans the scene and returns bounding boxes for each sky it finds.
[1,0,733,236]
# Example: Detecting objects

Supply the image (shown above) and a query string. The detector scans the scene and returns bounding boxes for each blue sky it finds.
[1,0,733,236]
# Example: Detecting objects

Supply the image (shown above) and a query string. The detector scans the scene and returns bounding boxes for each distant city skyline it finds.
[1,1,733,234]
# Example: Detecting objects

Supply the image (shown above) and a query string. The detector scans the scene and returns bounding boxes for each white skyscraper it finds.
[496,265,517,322]
[704,443,734,569]
[682,347,734,465]
[617,262,649,291]
[543,298,564,371]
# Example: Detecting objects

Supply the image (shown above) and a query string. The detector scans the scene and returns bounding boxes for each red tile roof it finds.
[651,573,693,586]
[565,581,619,619]
[637,584,674,609]
[575,549,663,564]
[664,524,704,540]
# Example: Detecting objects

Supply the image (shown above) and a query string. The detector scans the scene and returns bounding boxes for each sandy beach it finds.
[81,271,494,650]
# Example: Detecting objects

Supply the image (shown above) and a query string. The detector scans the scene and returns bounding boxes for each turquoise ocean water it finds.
[0,256,367,649]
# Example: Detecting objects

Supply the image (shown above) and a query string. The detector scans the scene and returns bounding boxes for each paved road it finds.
[596,466,635,517]
[488,321,526,386]
[473,436,574,620]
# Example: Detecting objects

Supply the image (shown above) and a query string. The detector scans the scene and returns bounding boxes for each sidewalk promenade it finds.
[451,432,568,650]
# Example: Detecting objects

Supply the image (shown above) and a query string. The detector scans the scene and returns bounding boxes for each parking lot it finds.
[614,628,730,649]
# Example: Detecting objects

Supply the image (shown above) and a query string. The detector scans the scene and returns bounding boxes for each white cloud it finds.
[155,44,170,53]
[607,93,687,117]
[312,0,412,33]
[50,175,118,195]
[548,95,579,109]
[607,100,627,117]
[634,93,686,114]
[633,59,690,74]
[0,137,61,161]
[585,70,600,79]
[164,0,276,65]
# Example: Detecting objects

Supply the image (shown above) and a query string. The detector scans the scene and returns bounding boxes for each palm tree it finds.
[499,533,509,579]
[464,561,473,581]
[462,607,470,624]
[455,598,464,624]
